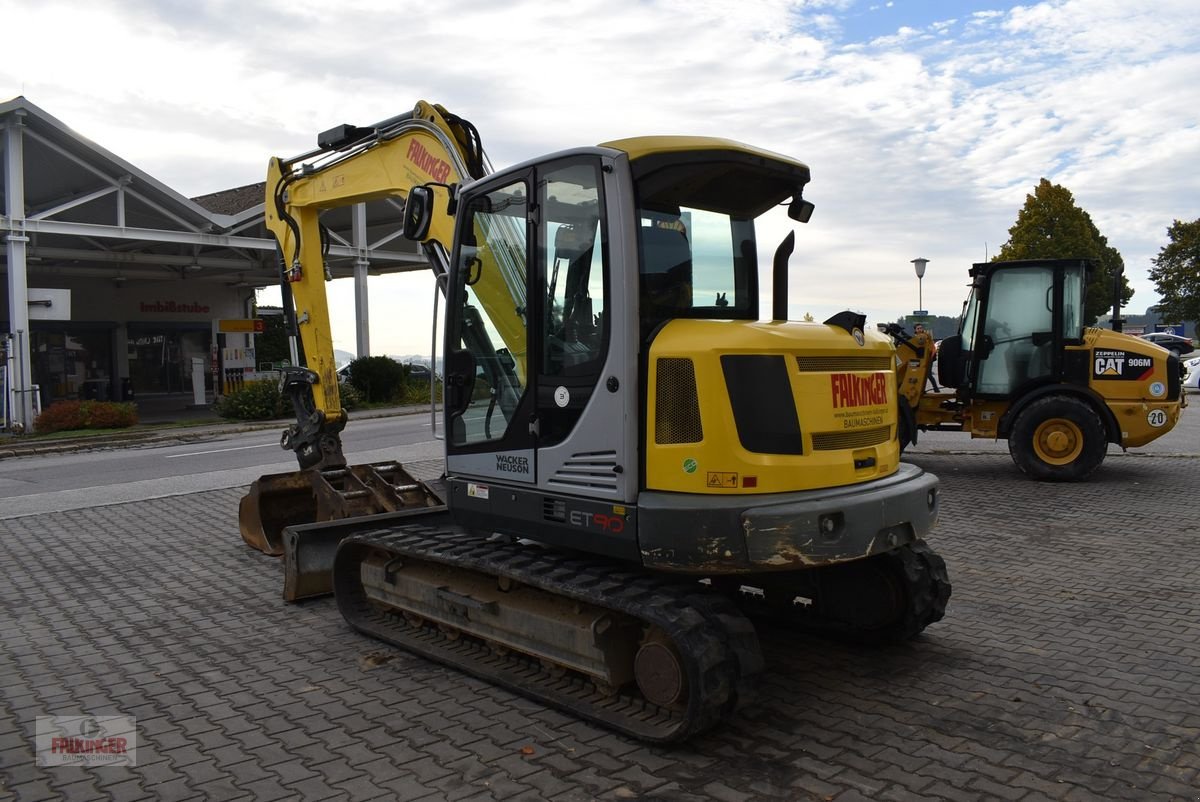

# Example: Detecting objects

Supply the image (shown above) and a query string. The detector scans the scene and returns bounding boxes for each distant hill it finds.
[336,351,441,372]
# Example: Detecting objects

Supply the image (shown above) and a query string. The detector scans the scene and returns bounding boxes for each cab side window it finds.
[538,161,609,444]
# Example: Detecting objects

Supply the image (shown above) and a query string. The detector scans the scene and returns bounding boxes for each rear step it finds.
[333,525,763,743]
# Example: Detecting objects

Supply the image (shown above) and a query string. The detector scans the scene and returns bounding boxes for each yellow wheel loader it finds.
[239,102,951,742]
[889,259,1185,481]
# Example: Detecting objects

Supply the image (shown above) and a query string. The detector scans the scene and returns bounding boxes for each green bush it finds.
[337,381,363,410]
[346,356,407,403]
[397,379,441,405]
[34,400,139,434]
[215,380,288,420]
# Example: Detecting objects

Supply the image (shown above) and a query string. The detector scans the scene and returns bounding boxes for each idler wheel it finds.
[634,629,686,707]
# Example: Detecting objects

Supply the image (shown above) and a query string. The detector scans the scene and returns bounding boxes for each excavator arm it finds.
[263,101,489,470]
[240,102,496,557]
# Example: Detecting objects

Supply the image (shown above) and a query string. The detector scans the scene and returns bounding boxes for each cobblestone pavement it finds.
[2,452,1198,801]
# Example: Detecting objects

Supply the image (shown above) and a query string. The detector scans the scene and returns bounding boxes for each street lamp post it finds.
[911,257,929,315]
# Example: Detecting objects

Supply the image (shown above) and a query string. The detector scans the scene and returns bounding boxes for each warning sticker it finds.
[706,472,738,488]
[1093,349,1154,381]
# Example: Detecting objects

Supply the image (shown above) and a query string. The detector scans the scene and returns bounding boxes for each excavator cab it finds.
[243,106,952,742]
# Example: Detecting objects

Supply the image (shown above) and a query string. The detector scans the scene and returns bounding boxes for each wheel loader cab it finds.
[951,259,1088,400]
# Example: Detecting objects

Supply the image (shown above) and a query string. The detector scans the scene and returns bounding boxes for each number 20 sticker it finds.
[1147,409,1167,428]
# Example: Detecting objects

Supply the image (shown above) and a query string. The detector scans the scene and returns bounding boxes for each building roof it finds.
[192,183,267,216]
[1,97,425,290]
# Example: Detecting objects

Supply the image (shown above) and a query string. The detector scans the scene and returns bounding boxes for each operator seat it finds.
[639,223,693,338]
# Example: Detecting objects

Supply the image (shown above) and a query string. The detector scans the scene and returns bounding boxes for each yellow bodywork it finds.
[1083,328,1184,446]
[263,101,526,426]
[646,319,901,494]
[894,325,1183,448]
[602,135,810,173]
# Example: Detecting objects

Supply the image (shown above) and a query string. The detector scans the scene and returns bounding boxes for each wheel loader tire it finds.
[1008,395,1107,482]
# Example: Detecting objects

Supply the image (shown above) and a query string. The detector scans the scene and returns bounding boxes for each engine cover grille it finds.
[811,425,892,450]
[796,355,893,372]
[655,358,703,444]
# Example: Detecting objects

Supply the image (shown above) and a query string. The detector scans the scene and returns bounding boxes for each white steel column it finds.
[352,203,370,357]
[4,110,35,430]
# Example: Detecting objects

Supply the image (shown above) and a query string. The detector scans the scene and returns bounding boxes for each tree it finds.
[1148,218,1200,329]
[993,179,1132,324]
[890,314,961,340]
[253,306,291,366]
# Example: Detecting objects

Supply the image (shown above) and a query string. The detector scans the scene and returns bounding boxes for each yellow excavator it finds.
[888,259,1185,480]
[239,101,951,742]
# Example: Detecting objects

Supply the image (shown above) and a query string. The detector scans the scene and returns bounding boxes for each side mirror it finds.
[936,335,963,389]
[788,198,815,223]
[402,186,435,241]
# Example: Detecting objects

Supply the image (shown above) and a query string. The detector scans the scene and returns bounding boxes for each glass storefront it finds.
[31,326,116,403]
[126,325,212,395]
[25,323,215,405]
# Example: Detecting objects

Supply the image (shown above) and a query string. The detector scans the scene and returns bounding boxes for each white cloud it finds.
[2,0,1197,354]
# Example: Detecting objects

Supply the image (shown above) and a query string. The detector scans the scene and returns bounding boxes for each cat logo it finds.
[1095,355,1124,375]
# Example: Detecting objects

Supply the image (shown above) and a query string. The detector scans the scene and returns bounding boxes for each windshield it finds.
[632,157,803,333]
[637,207,755,322]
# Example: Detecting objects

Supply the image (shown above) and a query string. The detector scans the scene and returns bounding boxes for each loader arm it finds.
[263,100,510,470]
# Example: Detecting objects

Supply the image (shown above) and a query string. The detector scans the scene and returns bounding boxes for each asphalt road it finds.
[0,415,443,520]
[2,397,1197,520]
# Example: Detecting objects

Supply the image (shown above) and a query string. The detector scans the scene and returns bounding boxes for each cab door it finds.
[444,174,537,483]
[443,157,622,496]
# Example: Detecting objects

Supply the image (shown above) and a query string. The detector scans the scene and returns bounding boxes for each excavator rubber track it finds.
[714,540,952,644]
[333,521,764,744]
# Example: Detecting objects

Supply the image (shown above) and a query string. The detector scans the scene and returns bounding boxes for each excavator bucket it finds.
[240,461,447,600]
[239,471,318,556]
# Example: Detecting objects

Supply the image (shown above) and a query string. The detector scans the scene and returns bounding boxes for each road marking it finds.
[165,443,278,458]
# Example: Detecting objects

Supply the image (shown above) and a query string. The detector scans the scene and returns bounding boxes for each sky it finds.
[3,0,1198,357]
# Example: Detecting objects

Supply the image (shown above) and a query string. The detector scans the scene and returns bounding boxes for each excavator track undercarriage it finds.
[330,517,949,742]
[333,519,763,743]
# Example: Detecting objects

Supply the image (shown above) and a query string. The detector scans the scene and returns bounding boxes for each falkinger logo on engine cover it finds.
[830,372,889,429]
[1093,349,1154,381]
[830,373,888,408]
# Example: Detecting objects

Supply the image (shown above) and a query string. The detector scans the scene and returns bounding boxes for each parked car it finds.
[1184,356,1200,392]
[405,362,432,384]
[1139,331,1195,356]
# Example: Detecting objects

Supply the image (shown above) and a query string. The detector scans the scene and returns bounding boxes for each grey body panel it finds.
[446,477,640,562]
[535,152,640,503]
[638,463,939,573]
[449,448,537,484]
